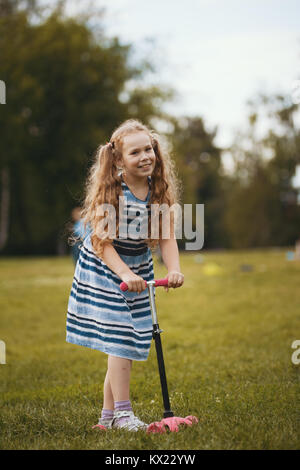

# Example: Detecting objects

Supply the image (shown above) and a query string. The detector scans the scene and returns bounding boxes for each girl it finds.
[66,119,184,431]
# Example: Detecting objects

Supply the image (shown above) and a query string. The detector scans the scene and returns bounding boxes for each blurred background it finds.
[1,0,300,256]
[1,1,300,451]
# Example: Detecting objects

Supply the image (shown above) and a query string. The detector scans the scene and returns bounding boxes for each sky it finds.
[59,0,300,173]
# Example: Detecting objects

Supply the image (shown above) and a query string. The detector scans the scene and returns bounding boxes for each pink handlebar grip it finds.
[154,278,169,287]
[120,278,169,292]
[120,280,147,292]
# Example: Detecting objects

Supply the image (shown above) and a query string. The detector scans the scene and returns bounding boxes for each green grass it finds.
[0,248,299,450]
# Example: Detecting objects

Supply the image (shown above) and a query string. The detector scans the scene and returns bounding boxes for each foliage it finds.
[224,93,300,248]
[166,116,226,249]
[1,2,300,254]
[0,2,174,254]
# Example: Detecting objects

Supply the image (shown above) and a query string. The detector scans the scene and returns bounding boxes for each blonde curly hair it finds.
[80,118,181,258]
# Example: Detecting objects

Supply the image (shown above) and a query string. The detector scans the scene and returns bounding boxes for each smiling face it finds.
[120,131,156,183]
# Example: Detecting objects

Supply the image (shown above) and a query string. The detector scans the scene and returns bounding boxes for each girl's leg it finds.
[97,357,133,428]
[103,369,114,410]
[103,356,146,430]
[107,355,132,401]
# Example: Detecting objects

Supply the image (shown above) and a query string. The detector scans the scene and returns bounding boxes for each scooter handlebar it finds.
[120,278,169,292]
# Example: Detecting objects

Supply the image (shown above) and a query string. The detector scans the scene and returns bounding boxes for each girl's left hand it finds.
[164,271,184,292]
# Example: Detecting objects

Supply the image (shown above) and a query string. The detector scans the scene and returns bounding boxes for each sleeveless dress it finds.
[66,175,155,361]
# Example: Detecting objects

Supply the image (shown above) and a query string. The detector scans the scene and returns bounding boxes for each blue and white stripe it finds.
[66,176,155,361]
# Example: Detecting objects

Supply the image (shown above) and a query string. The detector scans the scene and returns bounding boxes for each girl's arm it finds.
[159,237,184,291]
[100,242,146,294]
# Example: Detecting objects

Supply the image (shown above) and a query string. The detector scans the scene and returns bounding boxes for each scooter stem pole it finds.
[147,281,174,418]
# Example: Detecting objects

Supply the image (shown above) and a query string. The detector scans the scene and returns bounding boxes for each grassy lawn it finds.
[0,248,299,450]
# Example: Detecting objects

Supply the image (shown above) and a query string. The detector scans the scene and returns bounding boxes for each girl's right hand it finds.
[120,271,146,294]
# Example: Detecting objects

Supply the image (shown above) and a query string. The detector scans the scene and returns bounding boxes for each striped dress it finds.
[66,175,155,361]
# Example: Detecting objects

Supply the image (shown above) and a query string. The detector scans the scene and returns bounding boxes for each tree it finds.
[0,3,175,254]
[166,116,226,249]
[224,92,300,248]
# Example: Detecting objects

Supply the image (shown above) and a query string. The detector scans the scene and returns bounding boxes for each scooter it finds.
[120,278,198,433]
